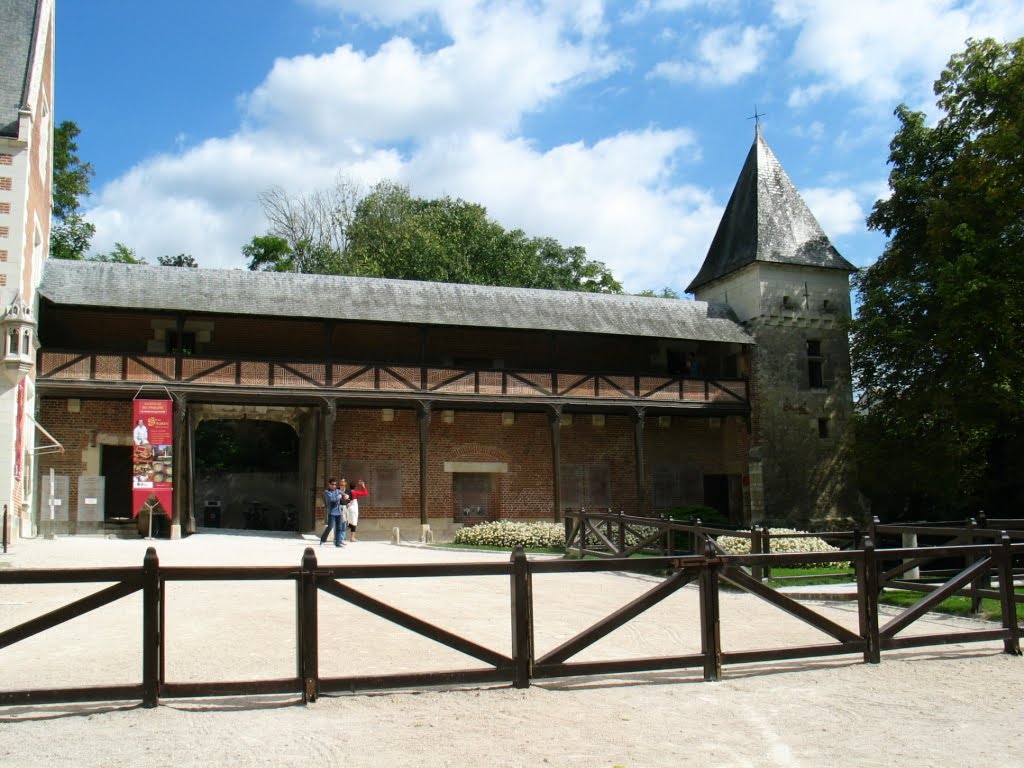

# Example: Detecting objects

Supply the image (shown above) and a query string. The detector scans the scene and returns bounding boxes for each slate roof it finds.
[0,0,40,137]
[686,128,856,294]
[39,260,754,345]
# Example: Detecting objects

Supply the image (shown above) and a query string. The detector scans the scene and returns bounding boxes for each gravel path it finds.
[1,532,1021,768]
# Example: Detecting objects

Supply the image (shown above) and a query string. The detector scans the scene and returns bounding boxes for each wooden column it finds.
[548,405,562,522]
[633,407,648,517]
[417,401,432,524]
[171,393,189,538]
[322,400,336,482]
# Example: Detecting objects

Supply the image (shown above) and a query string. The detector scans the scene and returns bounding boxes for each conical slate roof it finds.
[686,128,856,294]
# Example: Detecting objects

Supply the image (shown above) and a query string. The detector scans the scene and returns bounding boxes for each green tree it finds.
[91,242,145,264]
[50,121,95,259]
[851,37,1024,519]
[158,253,199,268]
[344,182,622,292]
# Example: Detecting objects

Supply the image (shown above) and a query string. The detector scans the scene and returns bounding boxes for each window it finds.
[652,464,703,510]
[560,464,610,511]
[818,418,830,439]
[807,340,825,388]
[340,460,402,507]
[454,473,492,519]
[166,331,197,355]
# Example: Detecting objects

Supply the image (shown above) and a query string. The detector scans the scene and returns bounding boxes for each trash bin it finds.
[203,500,221,528]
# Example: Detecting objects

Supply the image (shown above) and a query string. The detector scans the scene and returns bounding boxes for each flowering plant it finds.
[716,528,850,568]
[453,520,565,549]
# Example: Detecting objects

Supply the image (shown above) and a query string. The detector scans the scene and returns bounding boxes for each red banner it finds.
[132,400,173,517]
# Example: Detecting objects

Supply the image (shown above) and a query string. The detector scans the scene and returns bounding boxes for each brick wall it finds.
[36,397,752,530]
[36,398,133,525]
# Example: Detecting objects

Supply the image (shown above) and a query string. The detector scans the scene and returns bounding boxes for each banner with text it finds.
[132,399,173,517]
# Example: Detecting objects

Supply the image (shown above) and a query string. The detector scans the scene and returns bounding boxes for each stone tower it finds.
[687,127,862,526]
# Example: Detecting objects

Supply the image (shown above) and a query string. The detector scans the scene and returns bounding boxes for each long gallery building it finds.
[1,1,863,543]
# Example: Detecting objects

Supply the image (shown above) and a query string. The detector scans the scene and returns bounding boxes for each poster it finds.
[132,399,173,517]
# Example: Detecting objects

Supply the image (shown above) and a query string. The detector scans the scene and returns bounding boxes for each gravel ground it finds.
[1,531,1021,768]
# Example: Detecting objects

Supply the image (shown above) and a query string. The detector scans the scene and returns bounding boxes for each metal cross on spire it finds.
[748,106,766,134]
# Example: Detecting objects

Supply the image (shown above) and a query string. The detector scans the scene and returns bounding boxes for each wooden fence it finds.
[1,541,1021,709]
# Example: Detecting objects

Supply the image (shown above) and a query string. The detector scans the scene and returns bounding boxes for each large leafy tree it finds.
[246,178,622,293]
[851,37,1024,519]
[50,120,96,260]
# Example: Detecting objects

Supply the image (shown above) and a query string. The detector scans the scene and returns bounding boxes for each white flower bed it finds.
[454,520,565,549]
[716,528,850,568]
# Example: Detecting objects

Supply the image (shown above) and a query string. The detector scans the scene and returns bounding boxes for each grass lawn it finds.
[879,588,1024,623]
[764,566,855,587]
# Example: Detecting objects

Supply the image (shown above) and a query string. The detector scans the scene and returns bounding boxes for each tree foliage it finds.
[92,242,146,264]
[246,178,623,293]
[50,121,96,260]
[851,37,1024,519]
[158,253,199,268]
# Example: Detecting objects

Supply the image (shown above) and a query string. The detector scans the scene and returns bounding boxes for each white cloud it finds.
[801,187,865,237]
[775,0,1024,107]
[246,4,617,145]
[402,129,719,291]
[85,133,403,267]
[650,24,772,86]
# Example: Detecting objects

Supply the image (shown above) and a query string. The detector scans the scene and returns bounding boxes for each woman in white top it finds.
[346,479,369,541]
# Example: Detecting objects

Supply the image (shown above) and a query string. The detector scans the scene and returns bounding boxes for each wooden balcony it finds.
[35,350,749,409]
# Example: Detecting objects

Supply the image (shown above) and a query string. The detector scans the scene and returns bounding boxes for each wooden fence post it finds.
[298,547,320,703]
[751,525,763,583]
[762,526,772,581]
[618,510,626,556]
[699,540,722,681]
[510,547,534,688]
[997,533,1021,656]
[857,536,880,664]
[141,547,161,708]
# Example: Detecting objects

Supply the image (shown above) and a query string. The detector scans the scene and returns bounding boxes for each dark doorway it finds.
[101,445,133,519]
[703,474,731,522]
[193,419,301,532]
[453,473,493,522]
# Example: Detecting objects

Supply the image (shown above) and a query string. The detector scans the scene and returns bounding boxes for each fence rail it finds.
[1,541,1020,708]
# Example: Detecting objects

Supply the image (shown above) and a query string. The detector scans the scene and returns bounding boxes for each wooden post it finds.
[966,518,983,614]
[617,509,626,556]
[699,540,722,681]
[549,406,562,523]
[997,533,1021,656]
[901,531,920,580]
[510,547,533,688]
[857,536,880,664]
[632,408,647,518]
[142,547,161,708]
[762,526,772,581]
[751,525,763,583]
[417,401,432,526]
[298,547,320,703]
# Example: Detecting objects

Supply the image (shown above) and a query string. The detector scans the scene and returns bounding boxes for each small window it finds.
[807,340,825,388]
[8,329,18,355]
[166,331,197,355]
[818,418,830,439]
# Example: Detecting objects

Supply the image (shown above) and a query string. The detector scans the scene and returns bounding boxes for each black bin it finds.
[203,501,221,528]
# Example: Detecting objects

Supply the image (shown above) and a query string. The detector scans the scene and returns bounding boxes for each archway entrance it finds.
[193,418,301,532]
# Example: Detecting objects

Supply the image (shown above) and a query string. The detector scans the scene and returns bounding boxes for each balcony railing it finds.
[36,351,749,406]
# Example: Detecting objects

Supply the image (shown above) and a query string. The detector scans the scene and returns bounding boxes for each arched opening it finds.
[193,419,301,531]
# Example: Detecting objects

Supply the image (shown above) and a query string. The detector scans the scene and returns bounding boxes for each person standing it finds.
[133,419,150,445]
[319,478,348,547]
[346,479,369,542]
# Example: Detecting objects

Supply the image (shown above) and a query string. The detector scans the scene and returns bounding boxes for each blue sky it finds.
[55,1,1024,295]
